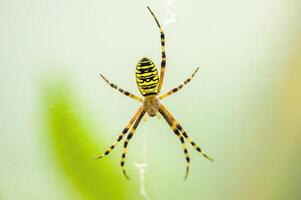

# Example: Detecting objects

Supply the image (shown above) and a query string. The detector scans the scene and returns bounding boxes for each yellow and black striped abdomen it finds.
[136,57,159,96]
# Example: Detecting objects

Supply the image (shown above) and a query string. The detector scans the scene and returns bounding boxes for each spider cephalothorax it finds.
[142,95,160,117]
[97,6,212,180]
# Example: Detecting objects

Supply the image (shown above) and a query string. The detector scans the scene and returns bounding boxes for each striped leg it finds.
[100,74,142,102]
[121,110,146,179]
[94,106,144,159]
[159,67,199,100]
[158,107,190,179]
[160,104,213,162]
[147,6,166,94]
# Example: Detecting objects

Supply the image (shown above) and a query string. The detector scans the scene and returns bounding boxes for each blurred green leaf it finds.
[41,81,130,200]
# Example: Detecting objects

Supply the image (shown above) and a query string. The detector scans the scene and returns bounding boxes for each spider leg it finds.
[158,107,190,179]
[100,74,142,102]
[159,67,199,100]
[94,106,144,159]
[121,110,146,180]
[147,6,166,94]
[160,104,213,162]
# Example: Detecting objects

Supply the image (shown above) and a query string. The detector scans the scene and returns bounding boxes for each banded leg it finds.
[160,104,213,162]
[94,106,144,159]
[121,110,146,179]
[158,107,190,179]
[159,67,199,100]
[147,6,166,94]
[100,74,142,102]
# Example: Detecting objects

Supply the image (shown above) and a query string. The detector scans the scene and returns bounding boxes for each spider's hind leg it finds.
[120,110,146,179]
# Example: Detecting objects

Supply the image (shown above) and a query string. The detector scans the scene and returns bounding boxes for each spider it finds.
[96,6,213,180]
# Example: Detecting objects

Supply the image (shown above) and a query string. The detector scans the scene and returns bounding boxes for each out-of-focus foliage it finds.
[41,82,130,200]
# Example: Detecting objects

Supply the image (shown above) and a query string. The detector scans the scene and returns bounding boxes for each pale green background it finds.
[1,0,301,199]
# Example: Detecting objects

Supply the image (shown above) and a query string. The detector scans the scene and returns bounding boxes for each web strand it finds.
[134,130,150,200]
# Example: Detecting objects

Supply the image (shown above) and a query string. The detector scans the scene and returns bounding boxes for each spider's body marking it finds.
[136,57,159,96]
[97,6,212,180]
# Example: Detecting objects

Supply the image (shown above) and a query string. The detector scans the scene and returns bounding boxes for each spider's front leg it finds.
[100,74,142,102]
[147,6,166,94]
[94,106,144,159]
[158,106,190,179]
[120,110,146,179]
[159,104,213,161]
[159,67,199,100]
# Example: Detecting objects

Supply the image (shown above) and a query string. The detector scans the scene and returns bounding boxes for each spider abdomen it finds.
[136,57,159,96]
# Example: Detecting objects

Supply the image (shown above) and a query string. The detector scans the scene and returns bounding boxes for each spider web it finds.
[163,0,176,25]
[134,131,150,200]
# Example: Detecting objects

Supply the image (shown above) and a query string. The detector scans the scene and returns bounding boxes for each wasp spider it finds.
[96,6,213,180]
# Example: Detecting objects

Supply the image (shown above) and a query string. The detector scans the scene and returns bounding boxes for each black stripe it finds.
[117,135,123,141]
[138,82,158,87]
[127,133,133,139]
[138,65,153,69]
[137,74,157,79]
[141,84,157,89]
[172,88,178,93]
[138,76,158,82]
[139,62,153,67]
[132,111,145,129]
[159,109,171,125]
[110,83,117,89]
[136,67,156,74]
[144,92,157,96]
[182,132,188,138]
[176,124,182,131]
[136,78,159,84]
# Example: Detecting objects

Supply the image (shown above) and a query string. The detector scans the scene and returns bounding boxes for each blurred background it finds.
[0,0,300,199]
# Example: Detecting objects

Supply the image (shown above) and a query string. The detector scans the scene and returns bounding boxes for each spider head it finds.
[136,57,159,96]
[142,95,160,117]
